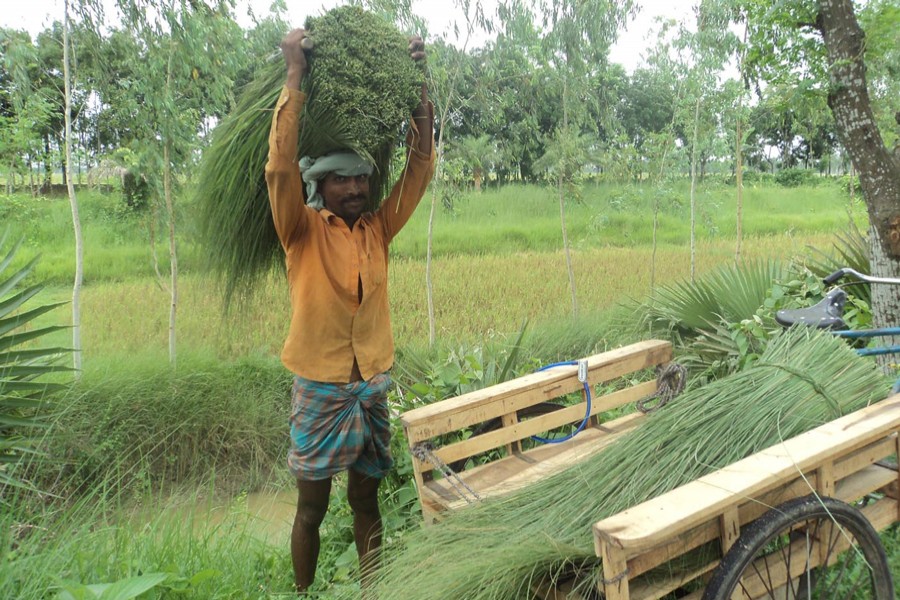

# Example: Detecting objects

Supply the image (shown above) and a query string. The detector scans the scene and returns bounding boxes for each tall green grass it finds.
[39,352,291,497]
[5,180,863,285]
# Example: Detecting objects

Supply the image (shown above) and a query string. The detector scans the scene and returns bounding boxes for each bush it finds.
[775,167,819,187]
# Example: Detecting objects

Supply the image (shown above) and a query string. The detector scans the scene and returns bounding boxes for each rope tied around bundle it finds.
[636,362,687,414]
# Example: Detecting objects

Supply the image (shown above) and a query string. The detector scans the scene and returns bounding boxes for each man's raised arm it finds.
[265,28,310,248]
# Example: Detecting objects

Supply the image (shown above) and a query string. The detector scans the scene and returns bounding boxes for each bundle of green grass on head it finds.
[197,5,424,305]
[353,329,889,600]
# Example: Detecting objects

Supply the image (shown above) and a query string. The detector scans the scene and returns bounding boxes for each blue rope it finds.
[531,361,592,444]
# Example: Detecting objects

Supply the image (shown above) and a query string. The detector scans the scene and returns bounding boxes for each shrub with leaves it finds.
[0,232,70,494]
[197,6,423,304]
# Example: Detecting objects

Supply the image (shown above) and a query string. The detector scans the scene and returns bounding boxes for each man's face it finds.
[320,172,370,226]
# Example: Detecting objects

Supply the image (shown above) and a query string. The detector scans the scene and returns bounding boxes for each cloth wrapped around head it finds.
[298,151,375,209]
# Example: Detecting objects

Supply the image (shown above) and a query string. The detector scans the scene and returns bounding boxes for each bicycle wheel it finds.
[702,495,893,600]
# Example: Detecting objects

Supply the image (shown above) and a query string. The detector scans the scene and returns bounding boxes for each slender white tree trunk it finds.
[164,49,178,367]
[735,114,744,262]
[735,24,748,263]
[689,97,701,282]
[558,75,578,317]
[63,0,83,375]
[425,18,477,346]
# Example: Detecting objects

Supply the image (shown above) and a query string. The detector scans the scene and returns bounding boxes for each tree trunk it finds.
[736,24,748,263]
[164,140,178,367]
[818,0,900,362]
[735,113,744,262]
[163,43,179,368]
[63,0,83,376]
[689,97,701,282]
[559,75,578,317]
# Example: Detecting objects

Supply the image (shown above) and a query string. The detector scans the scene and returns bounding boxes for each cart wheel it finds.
[702,495,893,600]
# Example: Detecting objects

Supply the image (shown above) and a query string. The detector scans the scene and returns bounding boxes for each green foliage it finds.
[774,167,819,188]
[49,353,290,495]
[120,171,149,211]
[633,259,786,377]
[0,231,70,494]
[302,5,423,164]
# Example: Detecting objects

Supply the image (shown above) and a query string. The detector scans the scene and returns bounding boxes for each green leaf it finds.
[95,573,169,600]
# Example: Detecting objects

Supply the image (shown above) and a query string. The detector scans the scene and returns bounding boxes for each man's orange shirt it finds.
[265,87,435,383]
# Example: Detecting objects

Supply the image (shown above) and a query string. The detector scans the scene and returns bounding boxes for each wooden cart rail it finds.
[588,393,900,600]
[401,340,673,522]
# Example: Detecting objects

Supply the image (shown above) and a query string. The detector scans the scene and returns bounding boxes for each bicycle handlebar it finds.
[824,268,900,286]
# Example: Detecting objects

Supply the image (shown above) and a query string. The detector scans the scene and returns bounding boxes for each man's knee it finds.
[296,497,328,528]
[347,476,381,517]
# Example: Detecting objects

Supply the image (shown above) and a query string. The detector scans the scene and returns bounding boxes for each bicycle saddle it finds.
[775,288,848,330]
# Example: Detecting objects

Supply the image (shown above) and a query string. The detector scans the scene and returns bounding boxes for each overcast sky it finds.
[1,0,697,73]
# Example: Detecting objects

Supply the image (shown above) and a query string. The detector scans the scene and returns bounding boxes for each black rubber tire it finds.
[447,402,567,472]
[702,495,893,600]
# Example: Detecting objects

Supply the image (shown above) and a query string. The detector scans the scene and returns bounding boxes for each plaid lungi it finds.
[288,372,393,481]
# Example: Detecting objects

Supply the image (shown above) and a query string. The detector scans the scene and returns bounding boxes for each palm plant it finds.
[632,259,787,378]
[0,231,71,493]
[805,220,871,305]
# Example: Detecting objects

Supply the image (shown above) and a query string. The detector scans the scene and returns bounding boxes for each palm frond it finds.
[639,259,784,337]
[805,221,870,305]
[0,232,70,496]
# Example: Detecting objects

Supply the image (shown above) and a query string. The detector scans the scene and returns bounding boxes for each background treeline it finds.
[1,0,896,199]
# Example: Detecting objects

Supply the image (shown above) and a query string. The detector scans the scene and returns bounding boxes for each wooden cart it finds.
[401,340,900,599]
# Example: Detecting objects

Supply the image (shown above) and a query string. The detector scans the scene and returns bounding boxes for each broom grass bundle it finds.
[197,6,423,304]
[360,329,889,600]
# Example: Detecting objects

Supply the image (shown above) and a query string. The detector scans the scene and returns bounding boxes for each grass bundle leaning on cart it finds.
[196,6,423,303]
[360,329,888,600]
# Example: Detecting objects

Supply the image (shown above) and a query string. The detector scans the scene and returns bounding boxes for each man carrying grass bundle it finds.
[265,27,434,596]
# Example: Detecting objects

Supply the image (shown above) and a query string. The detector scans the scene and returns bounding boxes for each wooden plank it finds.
[592,395,900,554]
[599,543,630,600]
[719,507,739,555]
[426,382,656,466]
[624,464,898,580]
[629,563,714,600]
[833,435,896,479]
[422,414,645,509]
[817,459,835,498]
[402,340,672,440]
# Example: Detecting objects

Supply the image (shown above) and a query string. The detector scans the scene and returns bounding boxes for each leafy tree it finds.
[738,0,900,360]
[449,134,496,191]
[111,0,243,366]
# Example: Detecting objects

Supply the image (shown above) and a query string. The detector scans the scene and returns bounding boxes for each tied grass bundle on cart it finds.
[196,6,423,304]
[359,329,889,600]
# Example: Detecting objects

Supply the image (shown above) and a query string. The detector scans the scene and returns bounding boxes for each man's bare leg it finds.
[292,477,332,594]
[347,470,382,594]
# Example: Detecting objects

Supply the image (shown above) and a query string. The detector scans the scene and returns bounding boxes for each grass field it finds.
[5,178,895,599]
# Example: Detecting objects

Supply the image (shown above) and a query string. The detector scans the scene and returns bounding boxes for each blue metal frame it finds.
[830,328,900,392]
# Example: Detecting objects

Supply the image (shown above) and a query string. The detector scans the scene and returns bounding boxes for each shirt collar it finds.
[318,208,371,229]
